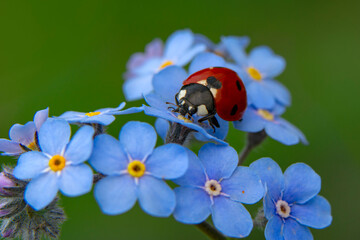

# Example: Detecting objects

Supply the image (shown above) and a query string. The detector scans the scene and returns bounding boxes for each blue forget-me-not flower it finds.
[89,121,188,217]
[250,158,332,240]
[13,119,94,210]
[123,29,206,101]
[58,102,143,126]
[173,143,264,238]
[223,38,290,109]
[0,108,49,156]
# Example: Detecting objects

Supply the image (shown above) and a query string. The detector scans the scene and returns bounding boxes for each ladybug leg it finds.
[209,116,220,128]
[198,113,219,132]
[185,113,195,122]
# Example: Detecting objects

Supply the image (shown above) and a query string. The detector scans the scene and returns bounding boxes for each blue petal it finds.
[283,218,313,240]
[198,143,237,180]
[249,158,284,201]
[265,121,299,145]
[248,46,286,78]
[155,118,169,141]
[273,104,287,116]
[81,114,116,126]
[221,166,264,204]
[89,134,128,175]
[264,216,284,240]
[263,189,277,219]
[247,82,276,109]
[145,38,163,57]
[177,44,206,66]
[13,151,50,179]
[144,92,169,110]
[283,163,321,204]
[123,74,153,101]
[172,149,207,187]
[263,80,291,106]
[9,122,36,146]
[278,118,309,145]
[57,111,85,123]
[291,195,332,229]
[146,144,188,179]
[188,52,226,75]
[97,102,126,114]
[94,175,137,215]
[221,36,250,65]
[59,164,93,197]
[194,115,229,142]
[24,172,58,210]
[0,139,22,155]
[194,33,217,50]
[119,121,157,161]
[34,108,49,131]
[111,106,144,116]
[212,196,253,238]
[233,107,266,133]
[152,66,187,102]
[64,126,94,164]
[38,119,70,156]
[133,57,162,75]
[164,29,193,59]
[143,105,228,145]
[173,187,211,224]
[138,175,175,217]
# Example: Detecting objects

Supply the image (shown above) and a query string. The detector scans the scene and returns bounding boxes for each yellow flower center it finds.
[177,115,192,123]
[247,67,262,81]
[127,160,146,178]
[257,109,275,121]
[85,112,101,117]
[27,141,39,151]
[49,155,66,172]
[159,60,174,70]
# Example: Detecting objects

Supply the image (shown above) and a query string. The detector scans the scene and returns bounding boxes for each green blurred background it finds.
[0,0,359,239]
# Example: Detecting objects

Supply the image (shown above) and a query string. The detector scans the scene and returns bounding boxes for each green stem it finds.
[238,143,253,166]
[195,221,227,240]
[238,131,267,166]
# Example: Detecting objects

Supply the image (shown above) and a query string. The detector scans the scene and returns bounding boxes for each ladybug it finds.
[169,67,247,130]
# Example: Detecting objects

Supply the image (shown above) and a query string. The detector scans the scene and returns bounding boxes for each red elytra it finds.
[183,67,247,121]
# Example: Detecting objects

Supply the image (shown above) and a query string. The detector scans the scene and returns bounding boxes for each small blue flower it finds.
[89,121,188,217]
[13,119,95,210]
[233,104,308,145]
[58,102,143,126]
[173,143,264,238]
[0,108,49,156]
[250,158,332,240]
[222,38,290,109]
[123,29,206,101]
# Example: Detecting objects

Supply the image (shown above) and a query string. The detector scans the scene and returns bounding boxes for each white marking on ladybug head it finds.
[210,88,218,98]
[178,90,187,100]
[197,80,207,86]
[197,105,209,116]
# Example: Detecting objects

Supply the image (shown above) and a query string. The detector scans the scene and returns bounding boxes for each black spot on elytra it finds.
[236,81,242,91]
[230,104,238,116]
[207,76,222,89]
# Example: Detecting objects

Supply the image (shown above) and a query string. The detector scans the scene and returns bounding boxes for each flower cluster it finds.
[0,30,331,240]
